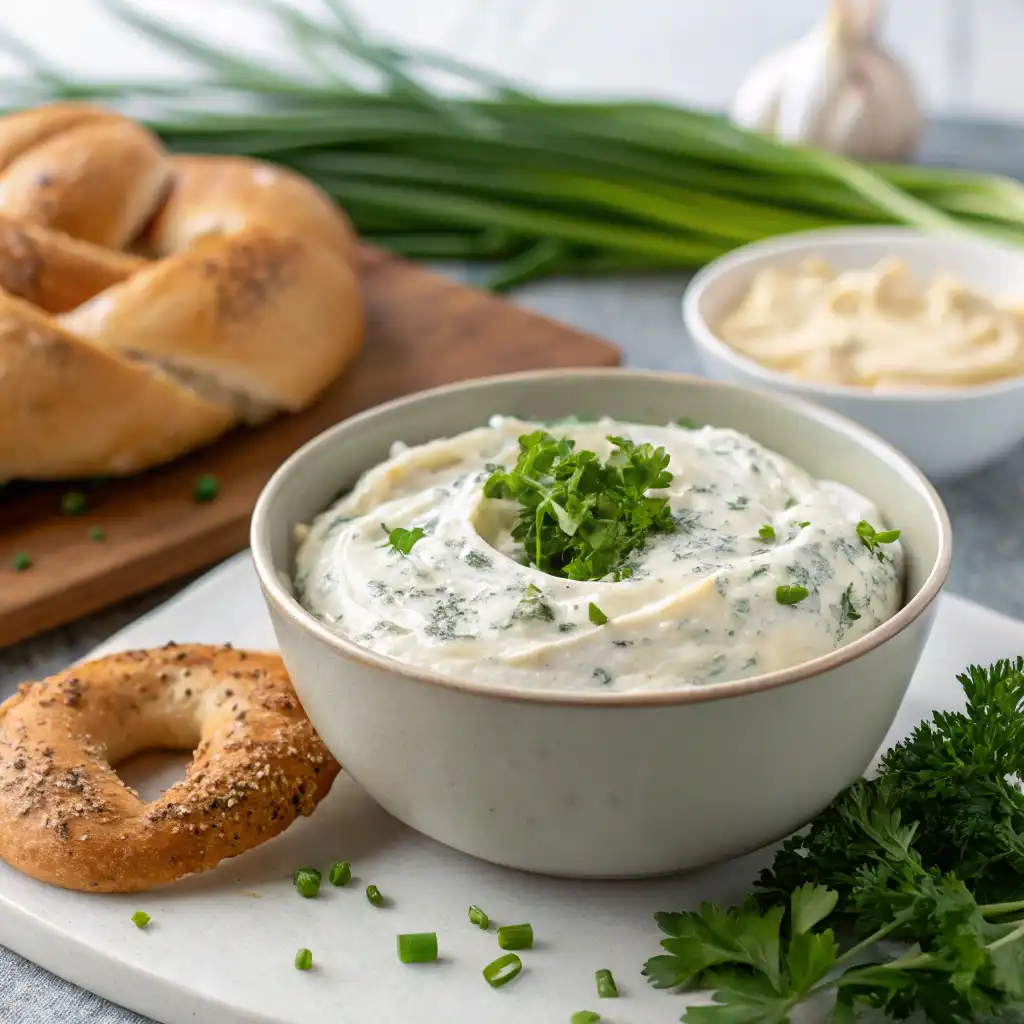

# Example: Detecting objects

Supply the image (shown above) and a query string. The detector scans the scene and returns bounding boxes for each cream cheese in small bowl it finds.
[684,227,1024,479]
[251,369,950,879]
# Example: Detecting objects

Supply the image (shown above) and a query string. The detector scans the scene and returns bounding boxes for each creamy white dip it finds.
[295,417,902,693]
[717,257,1024,389]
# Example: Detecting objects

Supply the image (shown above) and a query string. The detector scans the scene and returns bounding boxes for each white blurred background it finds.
[0,0,1018,122]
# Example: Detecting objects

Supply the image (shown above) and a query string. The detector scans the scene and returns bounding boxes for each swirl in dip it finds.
[294,417,902,693]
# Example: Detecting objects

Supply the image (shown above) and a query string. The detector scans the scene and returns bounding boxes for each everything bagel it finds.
[0,644,340,893]
[0,103,364,481]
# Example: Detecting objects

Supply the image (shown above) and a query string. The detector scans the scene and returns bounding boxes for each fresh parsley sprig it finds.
[645,657,1024,1023]
[482,430,675,581]
[381,524,425,555]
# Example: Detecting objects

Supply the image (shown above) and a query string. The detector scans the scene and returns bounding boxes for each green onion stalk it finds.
[5,0,1024,290]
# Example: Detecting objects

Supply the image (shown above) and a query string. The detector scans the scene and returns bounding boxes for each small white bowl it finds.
[683,226,1024,480]
[252,369,951,879]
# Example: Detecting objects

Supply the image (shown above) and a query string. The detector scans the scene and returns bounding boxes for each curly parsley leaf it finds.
[483,430,675,581]
[647,658,1024,1023]
[381,524,425,555]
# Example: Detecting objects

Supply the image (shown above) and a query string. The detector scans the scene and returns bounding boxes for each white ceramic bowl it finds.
[251,369,951,879]
[684,226,1024,480]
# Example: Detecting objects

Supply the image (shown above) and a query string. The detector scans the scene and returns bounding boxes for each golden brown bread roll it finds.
[0,103,364,481]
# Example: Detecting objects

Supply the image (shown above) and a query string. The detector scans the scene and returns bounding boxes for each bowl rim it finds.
[683,224,1024,403]
[251,367,952,709]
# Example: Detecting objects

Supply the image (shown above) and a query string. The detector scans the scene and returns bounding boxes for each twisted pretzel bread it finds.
[0,104,364,482]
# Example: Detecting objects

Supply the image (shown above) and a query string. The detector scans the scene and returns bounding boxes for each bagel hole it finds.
[115,749,192,803]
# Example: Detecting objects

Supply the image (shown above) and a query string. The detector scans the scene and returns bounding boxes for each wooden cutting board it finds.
[0,248,620,646]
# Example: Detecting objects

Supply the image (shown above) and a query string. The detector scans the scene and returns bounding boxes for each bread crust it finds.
[0,105,364,481]
[0,644,340,893]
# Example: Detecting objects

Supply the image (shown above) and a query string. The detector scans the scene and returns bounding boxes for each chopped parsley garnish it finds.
[726,497,749,511]
[644,656,1024,1024]
[88,524,106,542]
[381,524,425,556]
[797,520,810,529]
[840,584,861,623]
[592,667,613,685]
[193,474,219,503]
[130,911,150,929]
[784,497,799,509]
[588,602,608,626]
[294,948,313,971]
[483,430,674,581]
[10,551,31,572]
[776,584,809,605]
[328,861,351,886]
[293,866,321,898]
[758,524,776,542]
[513,583,555,622]
[856,519,900,561]
[60,491,86,516]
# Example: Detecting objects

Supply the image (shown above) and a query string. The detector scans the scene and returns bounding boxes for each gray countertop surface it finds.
[3,116,1024,1022]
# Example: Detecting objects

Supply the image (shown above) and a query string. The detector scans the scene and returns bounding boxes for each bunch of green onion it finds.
[5,0,1024,290]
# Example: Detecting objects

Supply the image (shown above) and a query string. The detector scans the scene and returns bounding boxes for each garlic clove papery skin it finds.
[730,0,924,163]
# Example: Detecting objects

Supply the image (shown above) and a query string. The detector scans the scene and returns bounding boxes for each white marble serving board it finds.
[2,554,1024,1024]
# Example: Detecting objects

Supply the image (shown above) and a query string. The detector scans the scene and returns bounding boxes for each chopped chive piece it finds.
[397,932,438,963]
[571,1013,601,1024]
[131,910,150,929]
[482,952,522,988]
[776,584,809,605]
[797,520,810,529]
[675,418,698,429]
[595,968,618,998]
[785,497,798,509]
[588,602,608,626]
[497,923,533,950]
[88,524,106,542]
[757,524,775,542]
[366,883,385,907]
[193,474,220,503]
[294,948,313,971]
[468,905,489,929]
[10,551,31,572]
[293,866,321,898]
[381,523,425,555]
[61,491,86,516]
[328,860,351,886]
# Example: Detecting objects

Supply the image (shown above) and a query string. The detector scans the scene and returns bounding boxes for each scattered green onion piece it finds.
[482,952,522,988]
[397,932,438,963]
[293,866,321,898]
[10,551,32,572]
[88,524,106,542]
[571,1013,601,1024]
[328,860,351,886]
[193,474,220,503]
[757,524,775,542]
[366,883,385,907]
[294,948,313,971]
[497,923,533,950]
[595,968,618,998]
[797,521,811,529]
[776,584,809,605]
[131,910,151,929]
[61,491,87,516]
[588,602,608,626]
[468,905,489,929]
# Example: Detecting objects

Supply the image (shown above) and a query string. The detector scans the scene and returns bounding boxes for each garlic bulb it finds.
[730,0,923,162]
